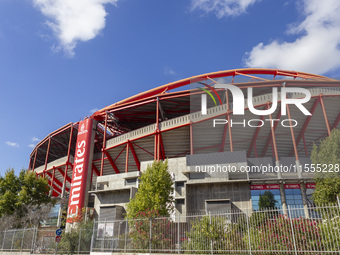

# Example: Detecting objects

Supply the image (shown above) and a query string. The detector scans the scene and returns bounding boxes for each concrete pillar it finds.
[300,182,310,218]
[296,160,303,179]
[279,183,288,216]
[276,160,282,179]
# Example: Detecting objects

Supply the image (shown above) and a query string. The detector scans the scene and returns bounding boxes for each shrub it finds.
[183,215,246,254]
[128,209,175,253]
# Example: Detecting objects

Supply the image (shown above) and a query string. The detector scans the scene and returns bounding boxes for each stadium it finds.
[28,68,340,223]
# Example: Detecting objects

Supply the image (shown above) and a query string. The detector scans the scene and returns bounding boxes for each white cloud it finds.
[164,67,176,76]
[190,0,260,18]
[244,0,340,75]
[32,136,40,142]
[32,0,118,56]
[28,144,36,148]
[6,141,19,147]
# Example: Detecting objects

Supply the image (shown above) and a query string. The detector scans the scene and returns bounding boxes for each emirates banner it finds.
[67,118,94,222]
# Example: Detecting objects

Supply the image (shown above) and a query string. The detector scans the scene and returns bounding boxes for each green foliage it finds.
[58,219,94,255]
[311,129,340,205]
[258,191,277,210]
[126,160,174,219]
[236,211,271,231]
[0,168,54,228]
[128,209,175,252]
[319,217,340,251]
[183,215,246,254]
[245,215,322,254]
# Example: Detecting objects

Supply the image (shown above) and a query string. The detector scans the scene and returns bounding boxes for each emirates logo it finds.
[80,123,85,132]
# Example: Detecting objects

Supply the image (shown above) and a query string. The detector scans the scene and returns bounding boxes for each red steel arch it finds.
[92,68,333,118]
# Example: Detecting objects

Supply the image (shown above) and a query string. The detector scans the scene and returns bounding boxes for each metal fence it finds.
[1,203,339,254]
[92,204,340,254]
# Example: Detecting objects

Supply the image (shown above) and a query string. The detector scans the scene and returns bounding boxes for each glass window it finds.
[284,187,303,208]
[251,189,282,210]
[292,189,302,195]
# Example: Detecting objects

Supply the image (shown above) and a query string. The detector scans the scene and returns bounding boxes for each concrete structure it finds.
[28,68,340,222]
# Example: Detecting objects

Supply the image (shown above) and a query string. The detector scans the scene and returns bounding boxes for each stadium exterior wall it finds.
[28,68,340,223]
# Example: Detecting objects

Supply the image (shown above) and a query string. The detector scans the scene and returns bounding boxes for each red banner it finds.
[306,183,316,189]
[250,184,280,190]
[67,118,93,222]
[284,184,300,189]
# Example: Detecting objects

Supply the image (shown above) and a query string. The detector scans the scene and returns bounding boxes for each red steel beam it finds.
[47,179,62,194]
[52,190,59,197]
[128,141,140,170]
[159,133,166,160]
[56,168,72,183]
[43,137,51,177]
[104,150,120,174]
[331,112,340,130]
[302,135,308,157]
[247,105,268,157]
[100,112,109,176]
[94,69,332,116]
[268,112,279,162]
[30,122,74,158]
[125,142,129,173]
[190,122,194,155]
[154,132,158,160]
[289,98,319,156]
[32,150,38,171]
[219,112,229,152]
[106,122,190,151]
[132,142,154,157]
[50,167,55,195]
[319,95,331,136]
[261,110,281,157]
[92,164,100,176]
[155,97,160,160]
[46,171,69,192]
[286,105,299,160]
[62,124,74,197]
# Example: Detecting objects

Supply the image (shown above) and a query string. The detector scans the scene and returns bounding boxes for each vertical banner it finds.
[67,118,94,222]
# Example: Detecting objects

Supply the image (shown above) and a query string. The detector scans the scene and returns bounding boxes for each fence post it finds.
[103,219,106,251]
[30,228,35,253]
[90,219,96,252]
[245,209,252,255]
[78,227,82,254]
[124,218,128,253]
[33,226,38,253]
[337,196,340,210]
[2,230,6,251]
[149,218,152,254]
[10,229,15,251]
[21,228,25,251]
[209,212,213,255]
[288,206,298,255]
[177,214,180,254]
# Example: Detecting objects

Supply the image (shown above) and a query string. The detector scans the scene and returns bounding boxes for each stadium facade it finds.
[28,68,340,223]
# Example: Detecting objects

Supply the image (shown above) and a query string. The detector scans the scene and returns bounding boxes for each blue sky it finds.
[1,0,340,175]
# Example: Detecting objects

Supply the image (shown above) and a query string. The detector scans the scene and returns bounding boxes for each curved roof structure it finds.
[28,68,340,198]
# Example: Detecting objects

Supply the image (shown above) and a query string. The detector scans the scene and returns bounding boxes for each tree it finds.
[258,190,277,210]
[126,160,174,219]
[311,129,340,205]
[0,168,55,228]
[58,218,94,255]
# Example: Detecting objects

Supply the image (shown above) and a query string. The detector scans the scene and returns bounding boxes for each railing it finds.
[0,203,339,254]
[92,203,340,254]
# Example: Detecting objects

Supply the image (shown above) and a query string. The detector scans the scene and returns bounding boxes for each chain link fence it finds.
[0,203,339,254]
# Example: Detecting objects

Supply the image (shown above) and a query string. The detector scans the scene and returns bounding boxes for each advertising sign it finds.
[250,184,280,190]
[67,118,94,222]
